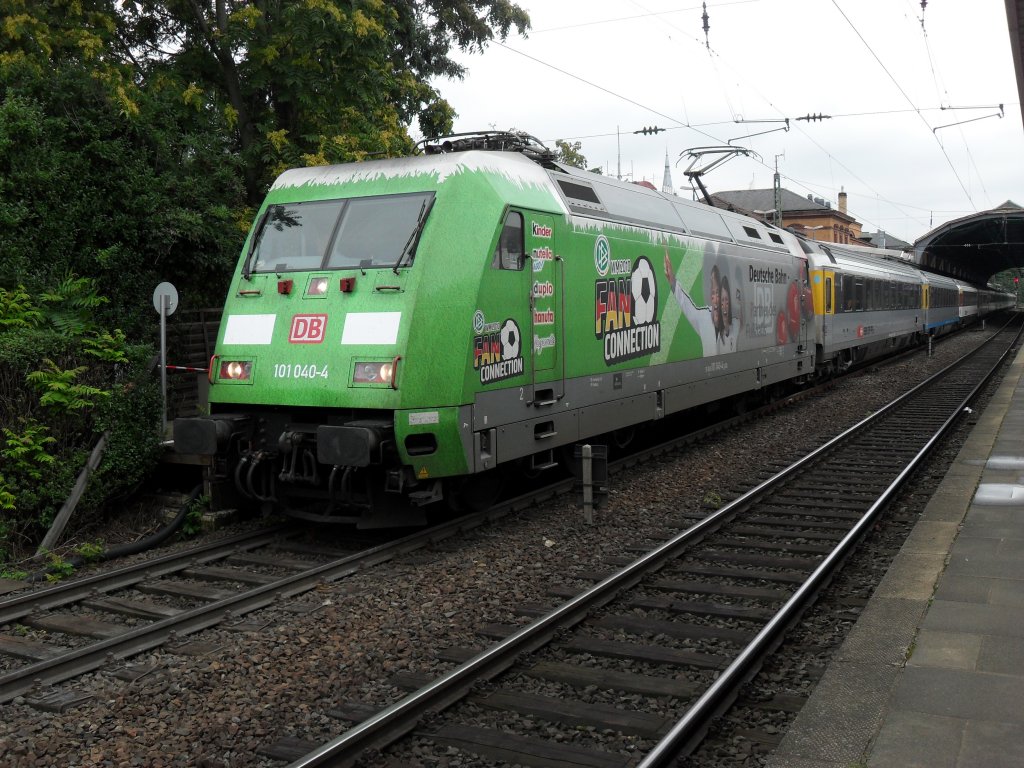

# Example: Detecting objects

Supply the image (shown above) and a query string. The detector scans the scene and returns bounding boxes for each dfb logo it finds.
[289,314,328,343]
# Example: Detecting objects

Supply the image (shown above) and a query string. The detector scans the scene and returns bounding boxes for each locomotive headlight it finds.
[219,360,253,381]
[352,357,400,388]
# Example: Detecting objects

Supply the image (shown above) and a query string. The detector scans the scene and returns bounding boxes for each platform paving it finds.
[767,339,1024,768]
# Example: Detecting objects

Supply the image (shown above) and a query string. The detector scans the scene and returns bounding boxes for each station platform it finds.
[767,343,1024,768]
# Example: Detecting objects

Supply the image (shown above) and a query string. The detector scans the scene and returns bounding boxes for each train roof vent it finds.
[726,218,784,249]
[769,232,784,244]
[555,177,606,211]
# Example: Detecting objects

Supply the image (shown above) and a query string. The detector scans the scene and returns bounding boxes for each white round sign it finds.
[153,282,179,315]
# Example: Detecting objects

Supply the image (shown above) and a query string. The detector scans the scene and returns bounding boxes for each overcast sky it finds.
[429,0,1022,245]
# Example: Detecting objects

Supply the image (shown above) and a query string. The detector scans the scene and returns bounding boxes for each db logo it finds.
[289,314,328,343]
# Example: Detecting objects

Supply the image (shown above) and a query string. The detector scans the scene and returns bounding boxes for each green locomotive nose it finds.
[174,149,568,524]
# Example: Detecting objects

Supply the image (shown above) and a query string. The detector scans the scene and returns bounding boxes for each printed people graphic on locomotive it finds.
[719,273,742,353]
[663,247,735,356]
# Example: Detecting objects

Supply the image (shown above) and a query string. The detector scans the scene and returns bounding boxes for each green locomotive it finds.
[174,132,813,525]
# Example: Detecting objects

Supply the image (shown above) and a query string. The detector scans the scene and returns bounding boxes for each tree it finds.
[0,0,531,559]
[0,65,244,333]
[121,1,530,203]
[555,138,589,170]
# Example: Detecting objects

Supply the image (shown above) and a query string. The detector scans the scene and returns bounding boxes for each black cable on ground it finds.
[25,484,203,583]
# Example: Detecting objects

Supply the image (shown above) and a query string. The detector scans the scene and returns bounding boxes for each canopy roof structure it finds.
[913,201,1024,284]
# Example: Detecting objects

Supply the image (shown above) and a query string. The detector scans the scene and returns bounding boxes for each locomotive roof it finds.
[269,150,566,210]
[546,161,794,254]
[267,146,793,254]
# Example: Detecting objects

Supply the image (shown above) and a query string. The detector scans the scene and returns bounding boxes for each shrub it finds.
[0,279,162,563]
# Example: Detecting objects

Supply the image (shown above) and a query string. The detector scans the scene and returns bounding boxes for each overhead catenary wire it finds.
[830,0,977,210]
[493,33,922,235]
[495,38,921,236]
[479,1,1012,240]
[912,0,995,209]
[619,0,930,233]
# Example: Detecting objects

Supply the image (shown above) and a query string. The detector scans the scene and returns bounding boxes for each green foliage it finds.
[703,490,723,509]
[74,541,105,563]
[0,480,15,511]
[27,360,110,413]
[0,285,44,328]
[82,329,129,363]
[0,280,160,561]
[555,139,589,170]
[38,273,108,335]
[0,501,15,571]
[181,496,210,538]
[1,2,530,331]
[1,421,56,481]
[116,1,529,202]
[0,0,531,559]
[0,58,244,336]
[89,343,164,504]
[43,550,75,583]
[0,326,72,372]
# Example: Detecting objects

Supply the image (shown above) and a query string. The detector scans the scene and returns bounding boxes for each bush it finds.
[0,279,162,564]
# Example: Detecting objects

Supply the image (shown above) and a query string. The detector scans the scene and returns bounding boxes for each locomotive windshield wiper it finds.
[393,196,435,274]
[241,207,272,281]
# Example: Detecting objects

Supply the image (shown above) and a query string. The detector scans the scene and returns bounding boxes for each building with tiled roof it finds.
[710,187,863,244]
[860,231,912,250]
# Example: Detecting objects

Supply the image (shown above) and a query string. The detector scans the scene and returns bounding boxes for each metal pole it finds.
[616,127,621,180]
[773,154,783,227]
[160,294,168,438]
[582,444,593,524]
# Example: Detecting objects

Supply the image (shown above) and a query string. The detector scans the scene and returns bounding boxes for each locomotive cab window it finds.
[250,192,434,273]
[492,211,524,270]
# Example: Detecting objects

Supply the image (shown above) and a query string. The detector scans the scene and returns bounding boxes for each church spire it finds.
[661,151,674,194]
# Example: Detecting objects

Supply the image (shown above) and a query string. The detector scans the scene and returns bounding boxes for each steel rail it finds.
[287,321,1020,768]
[0,519,478,703]
[638,322,1022,766]
[0,457,624,705]
[0,526,291,625]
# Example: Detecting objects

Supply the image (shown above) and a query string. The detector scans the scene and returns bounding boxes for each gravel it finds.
[0,328,999,767]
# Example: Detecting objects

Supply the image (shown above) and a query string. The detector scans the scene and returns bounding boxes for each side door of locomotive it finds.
[524,211,564,405]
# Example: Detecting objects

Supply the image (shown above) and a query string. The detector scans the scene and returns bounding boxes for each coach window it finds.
[492,211,524,270]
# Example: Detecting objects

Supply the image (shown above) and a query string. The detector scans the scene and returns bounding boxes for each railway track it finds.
[0,525,448,706]
[0,322,1007,758]
[0,455,641,709]
[276,319,1021,767]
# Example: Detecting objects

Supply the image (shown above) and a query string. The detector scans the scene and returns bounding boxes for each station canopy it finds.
[912,202,1024,285]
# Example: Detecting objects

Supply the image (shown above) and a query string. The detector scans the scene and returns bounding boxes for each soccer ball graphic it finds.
[631,257,657,324]
[499,319,521,359]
